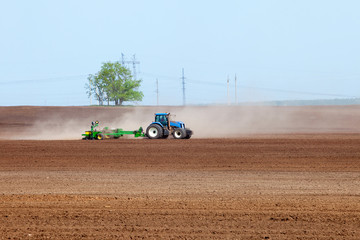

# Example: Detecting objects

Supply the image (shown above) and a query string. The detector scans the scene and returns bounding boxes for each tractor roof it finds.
[155,113,170,116]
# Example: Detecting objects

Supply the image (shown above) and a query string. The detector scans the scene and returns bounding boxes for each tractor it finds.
[145,113,193,139]
[82,113,192,140]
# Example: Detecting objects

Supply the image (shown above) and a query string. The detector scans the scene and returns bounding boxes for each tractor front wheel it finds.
[146,124,163,139]
[173,128,186,139]
[185,128,193,139]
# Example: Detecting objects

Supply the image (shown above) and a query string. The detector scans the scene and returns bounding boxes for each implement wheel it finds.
[96,134,104,140]
[146,124,163,139]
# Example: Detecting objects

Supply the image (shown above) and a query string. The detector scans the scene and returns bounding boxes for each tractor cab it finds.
[154,113,185,129]
[155,113,169,128]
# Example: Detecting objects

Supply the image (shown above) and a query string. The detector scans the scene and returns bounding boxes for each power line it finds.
[186,78,223,86]
[156,78,159,106]
[141,70,359,100]
[182,68,186,106]
[227,75,230,105]
[235,74,238,105]
[239,85,356,98]
[186,78,357,98]
[0,74,88,84]
[141,72,178,80]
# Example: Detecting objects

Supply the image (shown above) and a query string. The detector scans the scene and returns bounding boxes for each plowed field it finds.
[0,106,359,239]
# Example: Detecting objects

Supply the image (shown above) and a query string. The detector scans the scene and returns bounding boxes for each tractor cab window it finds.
[155,115,168,126]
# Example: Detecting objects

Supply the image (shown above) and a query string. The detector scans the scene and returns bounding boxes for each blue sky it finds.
[1,0,359,106]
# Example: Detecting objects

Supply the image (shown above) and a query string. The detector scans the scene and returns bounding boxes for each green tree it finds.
[86,61,143,106]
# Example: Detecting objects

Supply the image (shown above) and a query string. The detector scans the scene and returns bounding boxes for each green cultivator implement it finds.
[82,121,145,140]
[102,127,145,139]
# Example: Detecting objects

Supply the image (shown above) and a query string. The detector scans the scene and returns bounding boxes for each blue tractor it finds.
[146,113,193,139]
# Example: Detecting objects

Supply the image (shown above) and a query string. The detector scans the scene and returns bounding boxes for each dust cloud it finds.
[7,105,360,140]
[110,105,360,138]
[177,105,360,137]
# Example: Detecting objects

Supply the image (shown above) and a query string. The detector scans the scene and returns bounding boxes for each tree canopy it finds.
[86,62,143,106]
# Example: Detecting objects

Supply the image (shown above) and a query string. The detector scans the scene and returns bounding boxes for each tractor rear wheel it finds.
[173,128,186,139]
[146,124,163,139]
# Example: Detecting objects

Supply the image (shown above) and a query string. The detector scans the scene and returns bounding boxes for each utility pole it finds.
[120,53,140,80]
[90,81,92,106]
[132,54,138,80]
[182,68,186,106]
[227,75,230,105]
[121,53,125,66]
[235,74,237,105]
[156,78,159,106]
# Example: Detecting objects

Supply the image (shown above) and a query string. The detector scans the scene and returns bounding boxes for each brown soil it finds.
[0,106,359,239]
